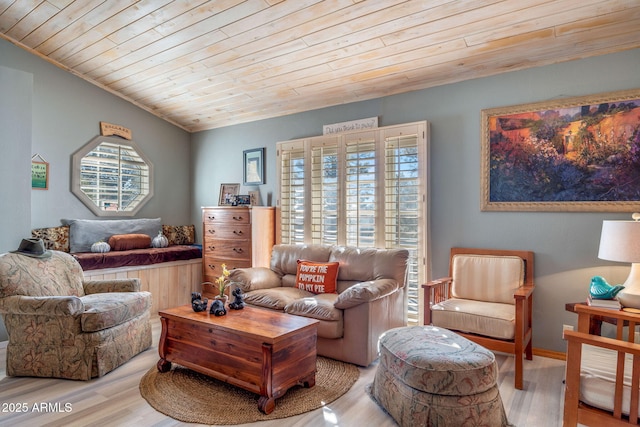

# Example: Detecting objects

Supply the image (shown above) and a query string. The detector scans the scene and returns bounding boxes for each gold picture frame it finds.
[481,88,640,212]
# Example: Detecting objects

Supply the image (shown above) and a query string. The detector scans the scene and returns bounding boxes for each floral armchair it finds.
[0,250,152,380]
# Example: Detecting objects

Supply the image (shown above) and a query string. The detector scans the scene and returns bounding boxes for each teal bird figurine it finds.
[590,276,624,299]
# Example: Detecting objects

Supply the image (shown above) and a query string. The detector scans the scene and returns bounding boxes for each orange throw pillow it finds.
[296,260,339,294]
[108,234,152,251]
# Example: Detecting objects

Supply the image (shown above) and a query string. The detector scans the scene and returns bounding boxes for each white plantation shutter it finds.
[344,133,378,247]
[384,128,424,324]
[278,140,306,245]
[277,122,429,325]
[310,137,340,245]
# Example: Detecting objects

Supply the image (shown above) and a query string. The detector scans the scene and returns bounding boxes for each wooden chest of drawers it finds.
[201,206,275,297]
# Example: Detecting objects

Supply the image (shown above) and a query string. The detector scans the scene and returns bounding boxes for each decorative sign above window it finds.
[100,121,132,140]
[322,117,378,135]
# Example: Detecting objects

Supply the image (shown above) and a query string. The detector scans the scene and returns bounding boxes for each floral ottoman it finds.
[371,326,511,426]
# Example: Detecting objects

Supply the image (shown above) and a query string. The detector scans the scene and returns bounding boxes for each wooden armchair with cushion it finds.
[564,304,640,426]
[0,243,152,380]
[422,247,534,390]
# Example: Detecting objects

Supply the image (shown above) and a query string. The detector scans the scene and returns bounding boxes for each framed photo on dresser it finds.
[218,183,239,206]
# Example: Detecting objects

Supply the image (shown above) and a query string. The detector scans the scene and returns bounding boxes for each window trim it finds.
[71,135,154,217]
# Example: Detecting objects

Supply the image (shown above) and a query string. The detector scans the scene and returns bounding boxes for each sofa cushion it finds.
[284,293,342,321]
[162,224,195,245]
[329,246,409,287]
[431,298,515,340]
[451,254,524,304]
[334,279,399,309]
[295,260,339,294]
[108,234,152,251]
[31,225,70,252]
[245,287,313,310]
[229,267,282,291]
[80,291,151,332]
[61,218,161,253]
[270,244,332,277]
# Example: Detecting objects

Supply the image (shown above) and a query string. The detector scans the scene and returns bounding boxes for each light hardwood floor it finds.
[0,317,567,427]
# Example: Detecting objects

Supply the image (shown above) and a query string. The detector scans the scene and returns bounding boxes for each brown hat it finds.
[11,238,52,259]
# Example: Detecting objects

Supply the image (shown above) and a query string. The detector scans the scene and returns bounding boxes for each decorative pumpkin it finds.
[152,231,169,248]
[91,241,110,253]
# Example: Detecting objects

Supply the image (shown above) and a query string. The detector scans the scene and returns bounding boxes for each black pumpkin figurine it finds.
[228,287,246,310]
[210,299,227,316]
[191,292,208,312]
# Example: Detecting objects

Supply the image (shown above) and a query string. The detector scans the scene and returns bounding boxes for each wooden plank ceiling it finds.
[1,0,639,132]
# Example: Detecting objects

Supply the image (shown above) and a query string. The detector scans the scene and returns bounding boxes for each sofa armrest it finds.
[0,295,84,316]
[421,276,452,324]
[229,267,281,292]
[83,278,141,294]
[334,279,399,309]
[514,284,534,299]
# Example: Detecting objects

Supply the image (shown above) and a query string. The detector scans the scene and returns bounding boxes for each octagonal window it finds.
[72,136,154,216]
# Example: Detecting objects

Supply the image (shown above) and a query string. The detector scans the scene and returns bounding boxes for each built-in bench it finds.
[32,219,203,312]
[83,257,202,313]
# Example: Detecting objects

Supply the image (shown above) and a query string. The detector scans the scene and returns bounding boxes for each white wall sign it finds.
[323,117,378,134]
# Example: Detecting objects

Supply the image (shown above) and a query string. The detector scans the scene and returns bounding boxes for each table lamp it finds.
[598,213,640,309]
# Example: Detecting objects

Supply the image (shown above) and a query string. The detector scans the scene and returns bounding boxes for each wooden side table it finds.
[565,302,626,335]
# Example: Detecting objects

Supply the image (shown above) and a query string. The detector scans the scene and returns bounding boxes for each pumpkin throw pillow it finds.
[108,234,152,251]
[295,260,339,294]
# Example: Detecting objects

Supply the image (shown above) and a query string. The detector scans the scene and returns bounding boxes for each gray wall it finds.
[191,48,640,353]
[0,39,193,229]
[0,39,193,342]
[0,65,33,341]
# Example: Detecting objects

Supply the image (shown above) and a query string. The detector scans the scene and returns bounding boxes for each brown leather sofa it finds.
[229,244,409,366]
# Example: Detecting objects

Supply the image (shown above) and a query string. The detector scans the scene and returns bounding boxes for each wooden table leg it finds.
[258,396,275,415]
[157,316,171,372]
[259,343,274,414]
[157,358,171,373]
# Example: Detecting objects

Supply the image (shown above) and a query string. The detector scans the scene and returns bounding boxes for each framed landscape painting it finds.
[481,89,640,212]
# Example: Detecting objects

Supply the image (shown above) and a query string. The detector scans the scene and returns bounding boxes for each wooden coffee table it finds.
[157,304,319,414]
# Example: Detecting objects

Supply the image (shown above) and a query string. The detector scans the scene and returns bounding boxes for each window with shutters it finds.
[71,135,153,217]
[277,122,429,325]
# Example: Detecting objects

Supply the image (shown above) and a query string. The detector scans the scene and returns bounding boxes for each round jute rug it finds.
[139,357,359,425]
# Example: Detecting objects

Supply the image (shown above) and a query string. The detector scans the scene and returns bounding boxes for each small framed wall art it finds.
[31,154,49,190]
[218,183,240,206]
[243,148,265,185]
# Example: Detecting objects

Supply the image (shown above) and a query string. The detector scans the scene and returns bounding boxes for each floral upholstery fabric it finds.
[371,326,511,427]
[162,224,195,245]
[31,225,70,252]
[81,292,151,332]
[0,251,85,298]
[0,250,152,380]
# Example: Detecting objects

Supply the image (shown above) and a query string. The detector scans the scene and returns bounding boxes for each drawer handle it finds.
[208,229,215,234]
[233,248,243,253]
[233,230,243,235]
[208,264,217,270]
[232,216,243,220]
[208,215,215,220]
[208,246,215,250]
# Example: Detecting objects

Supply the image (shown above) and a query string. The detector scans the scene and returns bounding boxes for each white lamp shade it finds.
[598,220,640,263]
